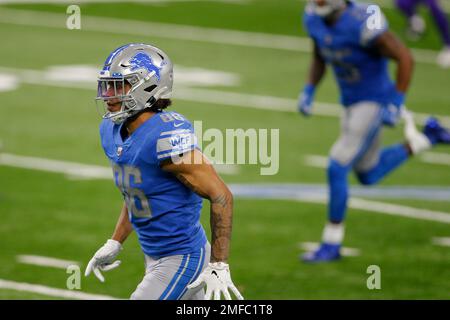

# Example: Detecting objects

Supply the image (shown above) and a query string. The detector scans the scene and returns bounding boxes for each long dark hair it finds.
[149,99,172,112]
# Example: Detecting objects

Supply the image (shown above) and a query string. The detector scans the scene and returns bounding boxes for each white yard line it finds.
[431,237,450,247]
[17,255,79,269]
[0,279,120,300]
[0,7,440,65]
[287,194,450,224]
[0,153,113,180]
[420,152,450,166]
[2,152,449,224]
[164,87,450,128]
[0,152,239,177]
[305,152,450,169]
[349,198,450,224]
[298,242,361,257]
[303,154,328,169]
[2,64,448,127]
[0,0,248,4]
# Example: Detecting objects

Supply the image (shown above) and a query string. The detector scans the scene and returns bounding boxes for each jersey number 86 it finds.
[112,163,152,218]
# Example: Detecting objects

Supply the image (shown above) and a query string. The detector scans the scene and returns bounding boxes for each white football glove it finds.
[85,239,122,283]
[187,262,244,300]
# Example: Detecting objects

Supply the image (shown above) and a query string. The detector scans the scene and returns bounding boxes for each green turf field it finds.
[0,0,449,300]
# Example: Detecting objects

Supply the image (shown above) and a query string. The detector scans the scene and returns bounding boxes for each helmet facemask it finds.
[96,77,138,124]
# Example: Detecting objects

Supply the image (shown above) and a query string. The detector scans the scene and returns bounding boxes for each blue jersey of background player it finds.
[305,0,397,108]
[85,43,244,300]
[298,0,450,262]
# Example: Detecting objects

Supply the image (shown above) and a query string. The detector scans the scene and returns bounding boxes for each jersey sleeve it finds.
[303,4,316,38]
[155,113,198,163]
[359,5,389,47]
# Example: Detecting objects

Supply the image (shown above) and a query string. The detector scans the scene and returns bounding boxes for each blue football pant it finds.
[327,102,409,223]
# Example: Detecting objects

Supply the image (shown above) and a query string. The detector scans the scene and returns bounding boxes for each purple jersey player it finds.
[396,0,450,67]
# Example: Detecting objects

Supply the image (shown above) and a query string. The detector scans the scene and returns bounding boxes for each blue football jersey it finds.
[304,1,397,107]
[99,111,207,259]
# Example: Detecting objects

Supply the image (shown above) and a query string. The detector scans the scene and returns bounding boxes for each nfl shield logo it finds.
[117,146,123,157]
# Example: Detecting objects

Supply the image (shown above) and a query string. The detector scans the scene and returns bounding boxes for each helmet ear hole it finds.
[146,96,156,106]
[144,85,157,93]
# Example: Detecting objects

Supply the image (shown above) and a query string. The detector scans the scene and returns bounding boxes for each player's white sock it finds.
[403,109,432,155]
[409,15,426,34]
[322,223,344,245]
[437,46,450,69]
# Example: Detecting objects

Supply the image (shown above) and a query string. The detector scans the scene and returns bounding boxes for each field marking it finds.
[43,64,241,88]
[0,7,441,65]
[177,88,449,131]
[0,279,120,300]
[304,154,328,169]
[0,0,247,3]
[0,64,241,89]
[1,153,449,223]
[0,152,239,177]
[0,153,113,180]
[305,153,450,169]
[2,64,449,128]
[420,152,450,166]
[348,198,450,224]
[431,237,450,247]
[17,255,79,269]
[230,183,450,201]
[230,184,450,224]
[298,242,361,257]
[3,151,450,198]
[0,73,18,92]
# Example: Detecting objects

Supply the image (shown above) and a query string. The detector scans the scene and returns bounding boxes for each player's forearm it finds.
[308,57,326,86]
[376,31,415,93]
[111,202,133,244]
[307,42,326,86]
[395,49,414,93]
[209,189,234,263]
[162,150,235,262]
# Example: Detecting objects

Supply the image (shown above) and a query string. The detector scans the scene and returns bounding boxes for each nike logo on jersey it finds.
[174,122,184,127]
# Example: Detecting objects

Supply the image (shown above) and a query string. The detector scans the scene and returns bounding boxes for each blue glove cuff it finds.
[304,84,316,96]
[392,91,405,108]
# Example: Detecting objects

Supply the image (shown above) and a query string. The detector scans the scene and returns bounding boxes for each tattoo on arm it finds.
[173,170,234,263]
[210,193,233,262]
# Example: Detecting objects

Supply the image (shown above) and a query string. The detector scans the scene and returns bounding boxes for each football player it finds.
[85,43,243,300]
[298,0,450,262]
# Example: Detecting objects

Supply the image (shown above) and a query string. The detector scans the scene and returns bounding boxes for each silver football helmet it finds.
[309,0,346,17]
[96,43,173,124]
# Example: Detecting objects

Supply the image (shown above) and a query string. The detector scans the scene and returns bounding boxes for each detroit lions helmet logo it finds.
[129,52,162,82]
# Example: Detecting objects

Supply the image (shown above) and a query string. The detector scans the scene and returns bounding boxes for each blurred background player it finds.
[298,0,450,262]
[84,43,243,300]
[396,0,450,67]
